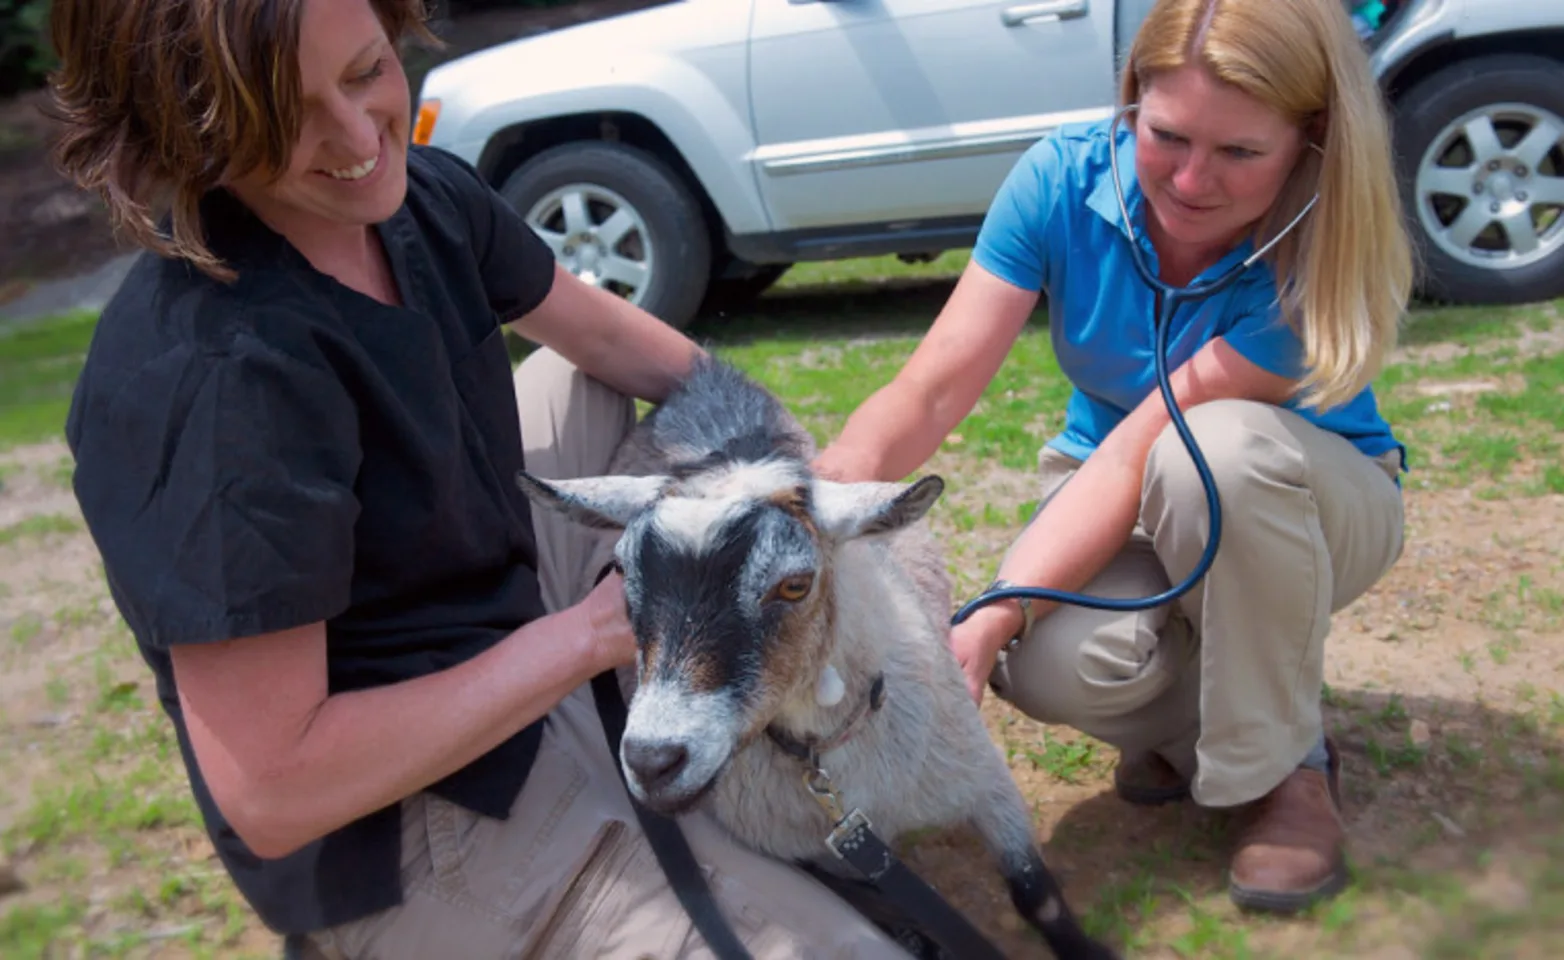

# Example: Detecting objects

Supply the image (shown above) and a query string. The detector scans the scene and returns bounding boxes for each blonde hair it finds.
[47,0,439,284]
[1121,0,1414,409]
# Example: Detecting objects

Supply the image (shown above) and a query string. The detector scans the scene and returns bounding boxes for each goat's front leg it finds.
[968,779,1121,960]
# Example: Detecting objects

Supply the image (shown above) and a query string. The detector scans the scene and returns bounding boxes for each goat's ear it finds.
[812,475,944,539]
[515,471,670,530]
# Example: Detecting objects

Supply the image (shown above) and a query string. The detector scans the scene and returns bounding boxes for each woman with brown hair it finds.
[50,0,916,956]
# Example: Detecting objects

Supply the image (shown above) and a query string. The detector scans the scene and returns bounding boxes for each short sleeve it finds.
[971,135,1070,293]
[421,147,557,322]
[71,319,363,649]
[1221,299,1307,381]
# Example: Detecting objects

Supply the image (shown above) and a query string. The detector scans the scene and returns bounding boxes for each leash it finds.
[766,675,1010,960]
[794,753,1009,960]
[590,669,756,960]
[595,659,1010,960]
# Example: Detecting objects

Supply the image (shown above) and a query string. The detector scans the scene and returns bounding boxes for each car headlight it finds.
[413,98,441,146]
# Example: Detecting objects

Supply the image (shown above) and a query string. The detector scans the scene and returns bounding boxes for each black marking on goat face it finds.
[616,492,826,814]
[625,496,823,711]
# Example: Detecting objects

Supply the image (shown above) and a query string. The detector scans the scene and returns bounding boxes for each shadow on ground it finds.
[883,689,1564,959]
[690,276,1052,348]
[687,271,1507,352]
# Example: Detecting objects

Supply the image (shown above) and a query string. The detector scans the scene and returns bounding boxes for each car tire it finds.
[497,141,713,328]
[1390,54,1564,305]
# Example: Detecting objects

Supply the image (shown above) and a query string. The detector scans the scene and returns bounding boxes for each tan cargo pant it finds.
[306,348,911,959]
[988,399,1405,809]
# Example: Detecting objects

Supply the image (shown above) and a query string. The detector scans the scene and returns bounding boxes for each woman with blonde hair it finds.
[816,0,1413,914]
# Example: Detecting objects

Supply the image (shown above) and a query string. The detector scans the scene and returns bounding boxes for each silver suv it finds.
[414,0,1564,328]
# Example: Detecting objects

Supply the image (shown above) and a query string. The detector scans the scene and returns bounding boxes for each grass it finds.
[1394,297,1560,349]
[3,251,1563,959]
[0,514,79,546]
[1376,343,1564,497]
[0,309,97,452]
[1013,729,1106,785]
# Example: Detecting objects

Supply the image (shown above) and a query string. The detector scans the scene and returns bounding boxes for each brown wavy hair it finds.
[46,0,438,282]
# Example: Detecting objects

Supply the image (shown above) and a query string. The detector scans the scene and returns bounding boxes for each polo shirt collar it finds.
[1086,119,1145,234]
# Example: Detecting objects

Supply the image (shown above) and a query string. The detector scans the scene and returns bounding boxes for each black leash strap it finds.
[812,792,1008,960]
[591,660,1007,960]
[590,670,754,960]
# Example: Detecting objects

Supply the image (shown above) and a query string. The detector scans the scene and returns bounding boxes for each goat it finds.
[515,357,1115,960]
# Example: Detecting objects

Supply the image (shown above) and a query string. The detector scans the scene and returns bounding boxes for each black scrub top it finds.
[65,145,560,934]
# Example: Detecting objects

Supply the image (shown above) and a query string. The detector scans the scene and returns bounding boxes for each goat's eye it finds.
[773,574,813,603]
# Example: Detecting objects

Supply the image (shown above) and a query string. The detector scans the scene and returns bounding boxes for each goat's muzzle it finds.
[623,738,690,794]
[619,681,740,816]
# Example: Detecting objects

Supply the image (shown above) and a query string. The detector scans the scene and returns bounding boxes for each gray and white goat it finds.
[516,357,1113,959]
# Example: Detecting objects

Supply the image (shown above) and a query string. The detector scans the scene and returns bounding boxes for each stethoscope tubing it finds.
[951,106,1319,626]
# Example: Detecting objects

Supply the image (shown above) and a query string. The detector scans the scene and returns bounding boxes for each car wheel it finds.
[498,141,712,328]
[1391,54,1564,304]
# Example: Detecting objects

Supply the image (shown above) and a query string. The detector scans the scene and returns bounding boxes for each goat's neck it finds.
[770,543,898,741]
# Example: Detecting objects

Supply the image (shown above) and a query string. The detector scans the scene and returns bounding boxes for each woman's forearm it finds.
[946,443,1146,697]
[182,600,622,860]
[512,264,705,404]
[574,282,706,402]
[988,447,1145,628]
[817,265,1039,483]
[971,337,1288,652]
[967,378,1182,648]
[821,379,958,482]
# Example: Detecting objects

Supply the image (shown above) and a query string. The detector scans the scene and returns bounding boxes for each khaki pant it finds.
[305,348,910,960]
[989,399,1405,809]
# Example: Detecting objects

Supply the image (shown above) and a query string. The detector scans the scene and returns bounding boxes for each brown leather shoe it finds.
[1113,750,1190,806]
[1228,739,1349,913]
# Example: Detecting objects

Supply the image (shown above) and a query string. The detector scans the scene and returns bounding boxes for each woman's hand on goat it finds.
[814,263,1037,483]
[578,570,638,673]
[809,445,880,483]
[166,573,641,861]
[949,604,1021,706]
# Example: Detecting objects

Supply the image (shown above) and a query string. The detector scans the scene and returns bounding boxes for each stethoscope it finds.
[951,104,1322,627]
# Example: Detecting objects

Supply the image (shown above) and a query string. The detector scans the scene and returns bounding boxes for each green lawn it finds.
[0,310,98,454]
[2,253,1563,959]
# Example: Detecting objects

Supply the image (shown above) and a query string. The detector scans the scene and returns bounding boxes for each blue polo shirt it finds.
[972,117,1404,471]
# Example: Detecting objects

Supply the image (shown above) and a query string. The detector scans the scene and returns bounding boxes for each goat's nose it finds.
[623,739,689,791]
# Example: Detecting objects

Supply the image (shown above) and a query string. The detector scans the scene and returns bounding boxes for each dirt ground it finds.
[0,88,130,304]
[2,384,1561,957]
[2,1,1561,954]
[918,468,1564,958]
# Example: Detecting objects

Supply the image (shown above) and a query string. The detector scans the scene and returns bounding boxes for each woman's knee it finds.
[994,607,1182,728]
[1143,399,1303,522]
[515,347,633,423]
[515,346,637,478]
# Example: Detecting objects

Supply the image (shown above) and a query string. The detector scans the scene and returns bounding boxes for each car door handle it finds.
[1001,0,1088,27]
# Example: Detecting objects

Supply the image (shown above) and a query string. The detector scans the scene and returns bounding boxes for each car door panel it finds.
[746,0,1119,232]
